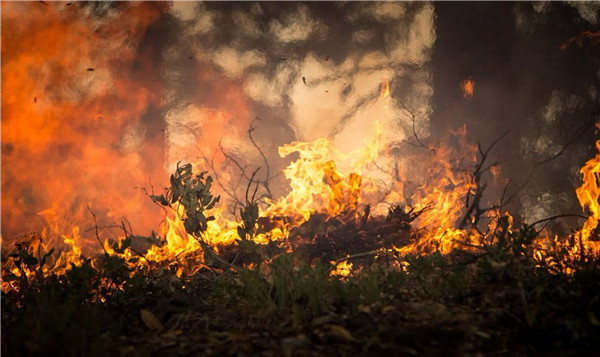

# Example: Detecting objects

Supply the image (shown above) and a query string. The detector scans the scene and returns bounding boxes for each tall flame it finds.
[575,140,600,254]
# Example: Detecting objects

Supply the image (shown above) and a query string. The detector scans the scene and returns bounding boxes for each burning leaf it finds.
[140,309,164,331]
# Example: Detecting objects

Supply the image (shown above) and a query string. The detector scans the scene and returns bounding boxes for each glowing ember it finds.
[330,260,353,277]
[460,77,475,99]
[560,30,600,50]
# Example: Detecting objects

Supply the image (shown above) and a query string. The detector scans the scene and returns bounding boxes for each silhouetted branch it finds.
[398,100,428,149]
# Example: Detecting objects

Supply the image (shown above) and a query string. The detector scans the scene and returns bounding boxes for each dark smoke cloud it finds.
[432,2,599,225]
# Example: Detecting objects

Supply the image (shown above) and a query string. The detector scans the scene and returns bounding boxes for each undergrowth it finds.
[2,165,600,356]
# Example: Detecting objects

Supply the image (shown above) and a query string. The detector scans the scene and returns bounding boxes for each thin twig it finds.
[195,236,242,272]
[329,249,381,273]
[398,100,428,149]
[529,213,588,233]
[87,205,108,254]
[120,219,150,264]
[249,120,273,198]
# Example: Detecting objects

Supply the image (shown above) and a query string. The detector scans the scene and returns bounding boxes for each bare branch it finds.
[87,205,108,255]
[398,100,428,149]
[249,120,273,198]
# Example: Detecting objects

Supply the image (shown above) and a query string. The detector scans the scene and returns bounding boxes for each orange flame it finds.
[1,2,167,251]
[460,77,475,99]
[380,79,390,99]
[575,140,600,255]
[2,3,599,285]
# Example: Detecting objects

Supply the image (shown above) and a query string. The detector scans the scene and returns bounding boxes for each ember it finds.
[460,77,475,99]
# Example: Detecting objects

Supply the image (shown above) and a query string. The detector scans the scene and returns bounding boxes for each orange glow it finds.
[2,2,599,290]
[259,118,384,231]
[1,2,167,251]
[560,30,600,50]
[330,260,353,278]
[575,140,600,255]
[461,78,475,99]
[380,79,390,99]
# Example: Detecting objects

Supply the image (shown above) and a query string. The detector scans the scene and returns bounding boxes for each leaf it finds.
[184,216,199,235]
[327,324,355,341]
[140,309,164,331]
[311,315,335,327]
[473,329,491,339]
[150,194,168,206]
[237,226,246,240]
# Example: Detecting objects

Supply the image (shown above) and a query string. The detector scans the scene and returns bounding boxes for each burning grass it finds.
[3,3,599,355]
[2,220,600,356]
[3,135,600,355]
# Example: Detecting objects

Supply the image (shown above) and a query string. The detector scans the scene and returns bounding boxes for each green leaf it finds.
[237,226,246,240]
[184,215,199,235]
[197,213,208,230]
[150,194,168,206]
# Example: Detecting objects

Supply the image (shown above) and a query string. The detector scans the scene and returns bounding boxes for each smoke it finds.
[1,2,168,247]
[161,2,436,201]
[2,1,597,249]
[431,2,599,226]
[1,2,437,247]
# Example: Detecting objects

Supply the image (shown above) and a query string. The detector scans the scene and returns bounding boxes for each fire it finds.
[330,260,353,278]
[263,119,384,229]
[461,77,475,99]
[380,79,390,99]
[1,2,167,250]
[575,140,600,254]
[2,3,600,291]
